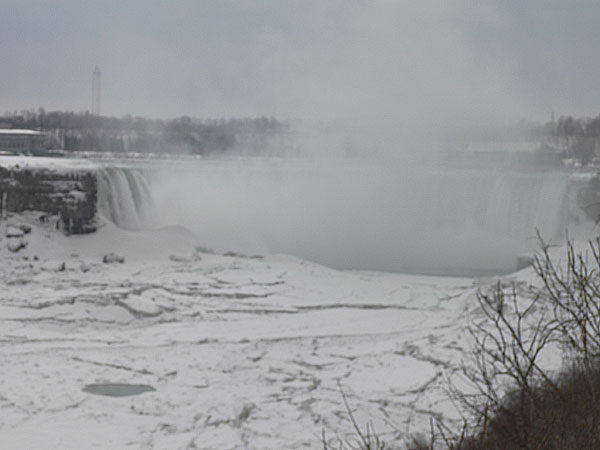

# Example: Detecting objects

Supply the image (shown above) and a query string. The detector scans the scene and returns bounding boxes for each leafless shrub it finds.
[322,382,389,450]
[447,235,600,449]
[325,236,600,449]
[534,234,600,364]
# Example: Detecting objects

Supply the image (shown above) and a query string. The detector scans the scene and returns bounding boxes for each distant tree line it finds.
[505,114,600,166]
[0,109,291,155]
[447,113,600,166]
[545,114,600,165]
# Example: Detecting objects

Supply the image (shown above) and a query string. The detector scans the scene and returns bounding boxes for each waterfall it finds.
[97,167,157,230]
[96,160,574,276]
[415,171,569,240]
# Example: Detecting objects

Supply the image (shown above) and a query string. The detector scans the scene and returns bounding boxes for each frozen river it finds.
[0,215,483,449]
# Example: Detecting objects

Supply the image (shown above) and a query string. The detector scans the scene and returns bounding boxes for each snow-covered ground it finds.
[0,155,98,172]
[2,154,588,448]
[0,210,504,449]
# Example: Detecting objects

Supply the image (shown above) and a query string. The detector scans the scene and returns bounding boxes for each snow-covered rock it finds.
[15,223,32,234]
[40,260,66,272]
[102,252,125,264]
[7,238,27,252]
[6,225,24,238]
[168,253,200,262]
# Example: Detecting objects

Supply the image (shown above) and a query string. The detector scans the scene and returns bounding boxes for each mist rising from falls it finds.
[97,160,572,276]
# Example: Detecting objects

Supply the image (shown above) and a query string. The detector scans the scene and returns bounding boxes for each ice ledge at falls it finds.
[0,159,97,235]
[0,156,155,235]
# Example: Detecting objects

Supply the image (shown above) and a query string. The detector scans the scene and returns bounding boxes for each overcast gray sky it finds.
[1,1,599,129]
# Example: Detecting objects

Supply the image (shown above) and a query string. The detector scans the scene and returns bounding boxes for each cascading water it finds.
[96,159,574,276]
[97,167,157,230]
[414,171,569,240]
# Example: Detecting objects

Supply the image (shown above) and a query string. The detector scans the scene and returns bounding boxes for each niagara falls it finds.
[97,160,572,276]
[2,1,600,449]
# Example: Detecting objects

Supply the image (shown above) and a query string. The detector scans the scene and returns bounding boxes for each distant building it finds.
[0,129,49,154]
[446,140,563,168]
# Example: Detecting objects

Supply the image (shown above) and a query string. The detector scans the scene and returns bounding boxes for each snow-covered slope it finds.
[0,211,488,449]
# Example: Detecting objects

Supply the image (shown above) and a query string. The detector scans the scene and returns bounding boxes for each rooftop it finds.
[0,129,45,136]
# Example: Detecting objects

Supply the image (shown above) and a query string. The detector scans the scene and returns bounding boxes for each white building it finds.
[0,129,49,153]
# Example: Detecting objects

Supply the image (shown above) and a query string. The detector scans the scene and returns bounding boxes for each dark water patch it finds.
[82,383,155,397]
